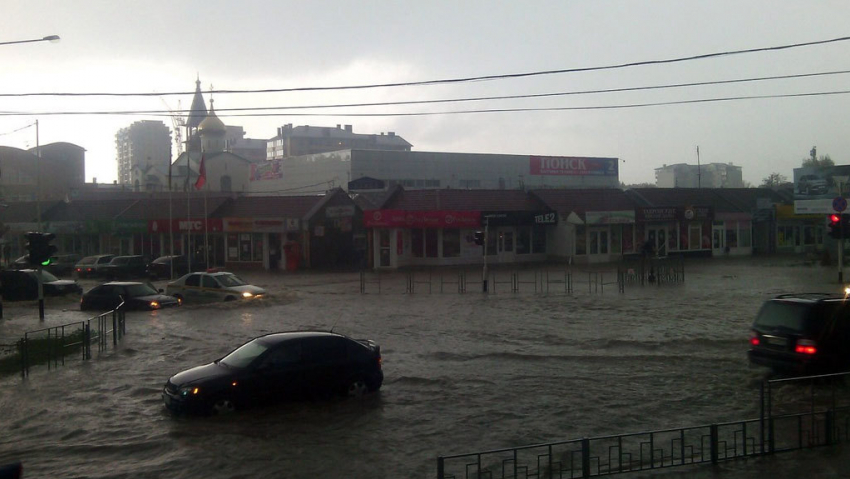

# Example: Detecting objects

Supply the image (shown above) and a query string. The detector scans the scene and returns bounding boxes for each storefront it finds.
[364,209,552,269]
[148,218,225,267]
[775,204,825,254]
[635,206,714,257]
[223,218,299,270]
[573,210,636,263]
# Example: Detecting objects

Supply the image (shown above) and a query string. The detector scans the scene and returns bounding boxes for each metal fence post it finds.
[582,438,591,478]
[437,456,444,479]
[826,410,835,446]
[112,311,118,346]
[710,424,719,464]
[84,321,91,360]
[760,381,765,455]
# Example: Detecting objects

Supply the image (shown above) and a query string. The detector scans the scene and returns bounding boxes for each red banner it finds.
[364,210,481,228]
[149,218,224,233]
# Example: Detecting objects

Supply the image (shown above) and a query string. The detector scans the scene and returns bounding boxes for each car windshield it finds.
[124,283,159,297]
[220,340,270,368]
[36,270,60,282]
[217,273,247,287]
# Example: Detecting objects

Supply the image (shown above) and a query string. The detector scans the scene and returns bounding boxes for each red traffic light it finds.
[831,214,841,224]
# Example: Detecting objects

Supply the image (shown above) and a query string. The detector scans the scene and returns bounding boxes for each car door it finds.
[299,336,349,397]
[202,275,222,302]
[244,340,304,404]
[181,274,202,302]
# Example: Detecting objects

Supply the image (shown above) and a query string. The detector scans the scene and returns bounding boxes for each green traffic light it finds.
[41,258,51,266]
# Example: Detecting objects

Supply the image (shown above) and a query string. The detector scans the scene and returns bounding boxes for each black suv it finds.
[102,255,148,280]
[162,331,383,415]
[748,293,850,374]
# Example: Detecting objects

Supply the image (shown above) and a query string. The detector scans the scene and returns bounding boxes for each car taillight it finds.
[749,331,760,346]
[795,339,817,355]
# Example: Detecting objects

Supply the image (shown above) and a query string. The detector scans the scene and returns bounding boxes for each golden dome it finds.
[198,99,225,135]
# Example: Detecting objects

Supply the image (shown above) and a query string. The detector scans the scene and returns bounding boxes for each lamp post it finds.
[834,175,848,283]
[0,35,60,46]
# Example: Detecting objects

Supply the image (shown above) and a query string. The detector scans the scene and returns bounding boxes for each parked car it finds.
[748,293,850,374]
[165,271,266,303]
[162,331,383,415]
[74,254,115,278]
[102,255,149,280]
[80,281,181,311]
[147,255,207,280]
[47,253,82,276]
[0,269,82,301]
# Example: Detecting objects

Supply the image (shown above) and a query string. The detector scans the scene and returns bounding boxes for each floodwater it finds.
[1,257,850,479]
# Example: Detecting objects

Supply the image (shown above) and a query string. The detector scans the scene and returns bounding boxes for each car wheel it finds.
[345,378,368,398]
[209,397,236,415]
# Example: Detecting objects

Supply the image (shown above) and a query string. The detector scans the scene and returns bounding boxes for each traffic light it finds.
[827,214,850,239]
[25,232,57,266]
[473,231,485,246]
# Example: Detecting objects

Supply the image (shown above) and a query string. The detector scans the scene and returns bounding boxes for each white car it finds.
[165,271,266,304]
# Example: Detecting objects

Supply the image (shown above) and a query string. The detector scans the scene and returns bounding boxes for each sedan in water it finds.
[165,271,266,304]
[80,281,181,311]
[162,331,383,415]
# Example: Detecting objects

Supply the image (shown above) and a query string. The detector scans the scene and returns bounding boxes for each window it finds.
[411,229,424,257]
[610,227,622,254]
[442,229,460,258]
[425,229,438,257]
[575,225,586,255]
[726,222,738,248]
[532,225,547,254]
[739,221,752,248]
[185,274,201,287]
[301,337,346,364]
[516,227,530,255]
[689,225,702,250]
[202,276,218,288]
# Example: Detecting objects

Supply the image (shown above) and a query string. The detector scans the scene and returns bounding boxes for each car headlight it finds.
[150,301,161,309]
[242,292,253,298]
[179,386,200,397]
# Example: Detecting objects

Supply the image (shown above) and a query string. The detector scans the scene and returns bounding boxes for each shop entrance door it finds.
[647,227,667,257]
[588,228,609,258]
[712,224,726,255]
[497,228,514,262]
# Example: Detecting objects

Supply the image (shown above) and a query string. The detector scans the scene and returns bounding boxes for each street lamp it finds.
[0,35,60,46]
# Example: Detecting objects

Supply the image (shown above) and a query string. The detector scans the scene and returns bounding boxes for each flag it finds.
[194,154,206,190]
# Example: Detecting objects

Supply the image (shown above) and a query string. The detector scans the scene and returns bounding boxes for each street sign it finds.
[833,196,847,213]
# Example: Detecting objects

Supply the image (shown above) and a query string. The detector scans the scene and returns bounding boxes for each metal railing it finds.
[17,302,126,378]
[438,372,850,478]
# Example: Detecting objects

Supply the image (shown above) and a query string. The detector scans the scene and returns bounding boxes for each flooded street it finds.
[1,257,849,478]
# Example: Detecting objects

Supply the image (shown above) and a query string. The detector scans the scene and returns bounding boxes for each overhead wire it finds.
[1,35,849,98]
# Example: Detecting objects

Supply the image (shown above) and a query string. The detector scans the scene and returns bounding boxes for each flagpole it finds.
[187,138,192,274]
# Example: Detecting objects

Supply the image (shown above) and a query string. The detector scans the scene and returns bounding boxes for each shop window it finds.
[516,227,530,255]
[532,225,547,254]
[379,230,391,267]
[425,229,438,258]
[803,226,816,246]
[622,224,634,253]
[777,226,795,247]
[739,221,752,247]
[239,234,252,261]
[668,227,678,251]
[689,225,702,250]
[227,234,239,261]
[252,234,263,262]
[726,222,738,248]
[442,229,460,258]
[575,225,586,255]
[610,227,622,255]
[411,229,424,258]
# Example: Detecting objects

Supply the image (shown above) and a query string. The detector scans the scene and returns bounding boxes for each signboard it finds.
[585,210,635,225]
[481,211,557,226]
[794,199,835,215]
[249,160,283,182]
[529,156,618,177]
[364,210,480,228]
[636,206,712,222]
[325,205,355,218]
[222,217,298,233]
[149,218,224,233]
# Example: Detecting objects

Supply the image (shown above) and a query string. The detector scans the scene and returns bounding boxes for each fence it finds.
[17,305,126,378]
[437,372,850,478]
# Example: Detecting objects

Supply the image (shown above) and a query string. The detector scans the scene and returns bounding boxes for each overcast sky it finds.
[2,1,849,187]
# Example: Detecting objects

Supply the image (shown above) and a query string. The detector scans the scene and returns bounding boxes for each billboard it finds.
[793,165,850,214]
[529,156,618,176]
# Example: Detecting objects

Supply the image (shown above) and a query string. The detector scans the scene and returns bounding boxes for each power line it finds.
[1,89,849,119]
[2,35,849,98]
[2,69,850,118]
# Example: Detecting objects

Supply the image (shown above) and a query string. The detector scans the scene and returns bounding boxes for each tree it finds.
[802,146,834,168]
[761,173,787,188]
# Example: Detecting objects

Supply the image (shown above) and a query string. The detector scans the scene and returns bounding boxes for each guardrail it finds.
[16,302,126,378]
[438,372,850,478]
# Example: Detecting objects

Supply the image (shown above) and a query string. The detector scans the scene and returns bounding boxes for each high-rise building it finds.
[655,163,743,188]
[115,120,171,185]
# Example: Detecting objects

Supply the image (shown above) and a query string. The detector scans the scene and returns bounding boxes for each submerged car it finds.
[748,293,850,374]
[80,281,181,311]
[162,331,383,415]
[0,269,82,301]
[165,271,266,303]
[74,254,116,278]
[102,255,148,280]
